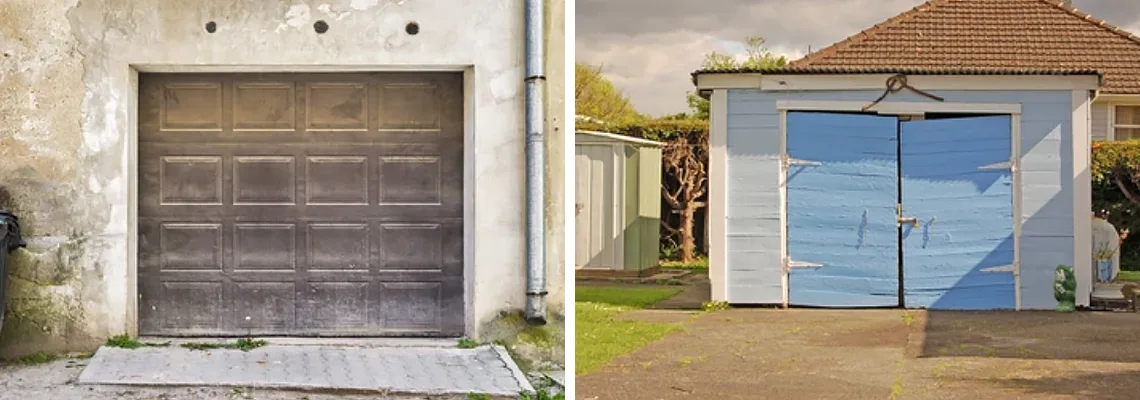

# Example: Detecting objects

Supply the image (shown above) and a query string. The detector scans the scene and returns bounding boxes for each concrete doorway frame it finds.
[125,64,478,337]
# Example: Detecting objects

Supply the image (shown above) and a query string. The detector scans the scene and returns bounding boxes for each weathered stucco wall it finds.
[543,0,566,315]
[0,0,563,357]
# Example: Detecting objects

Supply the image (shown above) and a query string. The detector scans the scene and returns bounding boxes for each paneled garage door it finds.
[138,73,464,336]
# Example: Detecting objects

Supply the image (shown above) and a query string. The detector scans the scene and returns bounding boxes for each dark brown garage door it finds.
[138,72,464,336]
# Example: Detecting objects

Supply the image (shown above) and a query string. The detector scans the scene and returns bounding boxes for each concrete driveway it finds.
[577,309,1140,400]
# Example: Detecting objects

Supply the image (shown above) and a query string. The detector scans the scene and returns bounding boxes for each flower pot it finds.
[1097,259,1114,283]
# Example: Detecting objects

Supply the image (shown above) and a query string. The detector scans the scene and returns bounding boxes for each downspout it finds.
[524,0,548,324]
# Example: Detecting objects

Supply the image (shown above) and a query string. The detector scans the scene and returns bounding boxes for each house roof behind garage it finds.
[695,0,1140,93]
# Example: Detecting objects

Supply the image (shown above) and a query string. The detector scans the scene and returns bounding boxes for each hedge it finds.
[576,119,709,142]
[1092,140,1140,270]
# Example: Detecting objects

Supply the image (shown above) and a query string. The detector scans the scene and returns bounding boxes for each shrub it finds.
[1092,140,1140,270]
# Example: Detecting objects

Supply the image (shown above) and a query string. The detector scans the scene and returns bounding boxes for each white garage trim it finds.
[1073,89,1093,308]
[708,90,729,302]
[775,100,1022,115]
[697,74,1101,92]
[778,108,789,308]
[1011,115,1024,311]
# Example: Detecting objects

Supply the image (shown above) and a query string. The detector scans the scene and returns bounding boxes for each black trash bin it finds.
[0,210,26,333]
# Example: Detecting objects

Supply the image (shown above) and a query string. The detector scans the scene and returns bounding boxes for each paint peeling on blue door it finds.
[786,112,900,307]
[900,116,1016,310]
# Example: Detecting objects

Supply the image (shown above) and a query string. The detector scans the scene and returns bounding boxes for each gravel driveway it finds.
[577,309,1140,400]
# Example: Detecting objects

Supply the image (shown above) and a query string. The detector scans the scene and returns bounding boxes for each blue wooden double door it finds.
[785,111,1015,309]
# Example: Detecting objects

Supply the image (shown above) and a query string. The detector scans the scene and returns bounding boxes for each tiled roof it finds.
[694,66,1100,76]
[697,0,1140,93]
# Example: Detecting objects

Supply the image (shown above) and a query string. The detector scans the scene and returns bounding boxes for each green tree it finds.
[686,36,788,120]
[575,63,643,125]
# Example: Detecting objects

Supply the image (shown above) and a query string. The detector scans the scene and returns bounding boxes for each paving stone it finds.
[76,345,534,397]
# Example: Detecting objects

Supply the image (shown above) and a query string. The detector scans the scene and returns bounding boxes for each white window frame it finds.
[1110,104,1140,141]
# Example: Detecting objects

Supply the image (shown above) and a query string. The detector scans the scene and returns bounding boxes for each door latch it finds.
[896,204,919,228]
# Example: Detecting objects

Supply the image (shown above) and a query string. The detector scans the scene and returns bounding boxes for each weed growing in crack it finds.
[14,352,59,365]
[181,338,268,352]
[457,338,479,349]
[105,334,170,349]
[520,390,565,400]
[466,393,491,400]
[701,300,731,312]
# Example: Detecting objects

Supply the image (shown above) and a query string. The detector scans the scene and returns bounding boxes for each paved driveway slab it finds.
[77,345,533,397]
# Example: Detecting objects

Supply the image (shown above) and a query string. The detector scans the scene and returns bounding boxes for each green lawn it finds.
[576,286,683,308]
[575,286,684,375]
[659,257,709,274]
[1119,270,1140,281]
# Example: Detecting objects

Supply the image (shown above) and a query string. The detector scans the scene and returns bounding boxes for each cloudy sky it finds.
[576,0,1140,117]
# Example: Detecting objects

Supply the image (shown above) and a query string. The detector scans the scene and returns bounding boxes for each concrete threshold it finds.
[78,344,535,397]
[137,336,461,348]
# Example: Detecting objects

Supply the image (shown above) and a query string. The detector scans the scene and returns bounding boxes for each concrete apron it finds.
[76,343,534,397]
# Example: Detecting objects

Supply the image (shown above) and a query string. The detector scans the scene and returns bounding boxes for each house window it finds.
[1115,106,1140,140]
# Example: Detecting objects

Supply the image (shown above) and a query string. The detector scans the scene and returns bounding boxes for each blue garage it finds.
[690,0,1140,311]
[697,71,1099,310]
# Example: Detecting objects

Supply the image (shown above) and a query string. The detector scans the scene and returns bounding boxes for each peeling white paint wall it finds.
[0,0,564,355]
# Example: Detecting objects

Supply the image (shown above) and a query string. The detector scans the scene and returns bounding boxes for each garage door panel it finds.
[233,223,297,271]
[306,156,370,205]
[373,278,465,336]
[900,116,1015,310]
[307,223,370,271]
[148,280,225,331]
[232,82,297,131]
[233,156,299,205]
[158,82,225,131]
[302,82,370,131]
[139,72,464,336]
[231,282,297,330]
[786,111,901,308]
[297,281,371,330]
[375,282,443,332]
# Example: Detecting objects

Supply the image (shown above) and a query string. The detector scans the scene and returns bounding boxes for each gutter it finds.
[523,0,547,324]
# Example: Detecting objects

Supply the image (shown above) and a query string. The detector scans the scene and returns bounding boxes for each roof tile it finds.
[699,0,1140,93]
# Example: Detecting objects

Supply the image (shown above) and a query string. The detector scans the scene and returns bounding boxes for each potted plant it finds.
[1094,241,1118,283]
[1054,264,1077,312]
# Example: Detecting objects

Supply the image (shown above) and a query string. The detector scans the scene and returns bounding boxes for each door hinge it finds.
[783,155,822,168]
[788,258,823,268]
[977,161,1012,171]
[980,264,1015,273]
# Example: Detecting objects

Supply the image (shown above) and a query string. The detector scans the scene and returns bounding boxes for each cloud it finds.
[577,0,1140,117]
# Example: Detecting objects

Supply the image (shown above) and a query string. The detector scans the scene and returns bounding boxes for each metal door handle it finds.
[895,204,919,228]
[898,216,919,228]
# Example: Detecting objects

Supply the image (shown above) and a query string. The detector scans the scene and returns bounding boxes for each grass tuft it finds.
[14,352,59,365]
[105,334,170,349]
[659,257,709,273]
[181,338,267,352]
[701,301,731,312]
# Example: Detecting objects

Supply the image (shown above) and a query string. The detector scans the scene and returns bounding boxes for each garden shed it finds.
[575,130,664,278]
[695,0,1121,310]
